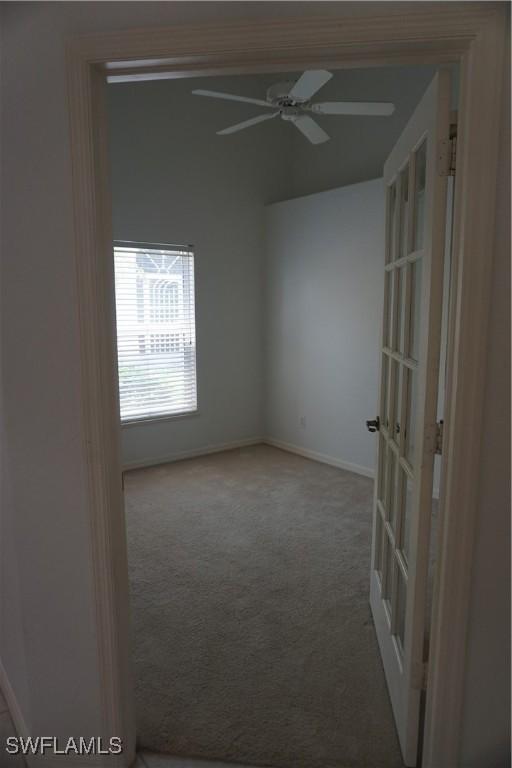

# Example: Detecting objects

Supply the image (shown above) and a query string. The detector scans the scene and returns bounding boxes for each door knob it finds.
[366,416,380,433]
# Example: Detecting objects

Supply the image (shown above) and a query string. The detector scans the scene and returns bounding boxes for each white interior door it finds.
[369,70,451,767]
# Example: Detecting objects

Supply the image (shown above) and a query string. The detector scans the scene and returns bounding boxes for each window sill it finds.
[120,409,199,428]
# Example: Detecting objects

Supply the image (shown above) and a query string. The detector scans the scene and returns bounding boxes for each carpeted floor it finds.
[124,445,403,768]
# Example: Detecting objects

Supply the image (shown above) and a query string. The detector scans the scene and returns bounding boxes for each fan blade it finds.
[292,115,330,145]
[288,70,333,101]
[311,100,395,116]
[192,89,273,109]
[217,111,280,135]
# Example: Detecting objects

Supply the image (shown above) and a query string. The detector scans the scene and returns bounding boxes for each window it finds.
[113,243,197,422]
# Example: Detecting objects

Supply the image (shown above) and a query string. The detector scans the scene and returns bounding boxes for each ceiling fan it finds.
[192,69,395,145]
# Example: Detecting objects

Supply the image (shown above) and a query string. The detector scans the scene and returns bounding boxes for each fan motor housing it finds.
[280,107,301,122]
[266,81,307,108]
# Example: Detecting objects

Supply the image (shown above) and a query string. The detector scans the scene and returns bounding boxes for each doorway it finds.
[106,63,455,767]
[67,7,508,768]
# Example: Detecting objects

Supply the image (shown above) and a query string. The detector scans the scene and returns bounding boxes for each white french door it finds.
[369,71,451,767]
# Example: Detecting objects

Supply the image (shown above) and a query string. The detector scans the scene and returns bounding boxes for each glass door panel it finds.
[405,369,419,467]
[390,360,400,442]
[381,353,390,432]
[402,472,414,565]
[399,164,410,259]
[413,141,427,250]
[395,567,407,654]
[385,271,394,348]
[374,509,384,578]
[389,450,402,535]
[369,71,450,766]
[409,259,423,362]
[397,267,407,355]
[394,364,404,447]
[378,436,388,503]
[386,182,397,265]
[383,534,395,606]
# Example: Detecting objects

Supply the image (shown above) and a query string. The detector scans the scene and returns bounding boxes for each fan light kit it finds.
[192,69,395,145]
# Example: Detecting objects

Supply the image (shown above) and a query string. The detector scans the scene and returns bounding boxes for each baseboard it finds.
[263,438,375,479]
[0,658,130,768]
[123,436,375,479]
[0,655,29,742]
[122,435,438,496]
[122,437,264,471]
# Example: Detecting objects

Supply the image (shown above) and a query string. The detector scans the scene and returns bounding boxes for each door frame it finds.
[66,5,506,767]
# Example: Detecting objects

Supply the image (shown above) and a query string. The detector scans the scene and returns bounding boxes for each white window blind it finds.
[113,243,197,422]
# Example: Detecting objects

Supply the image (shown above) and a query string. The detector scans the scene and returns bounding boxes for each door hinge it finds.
[449,133,457,176]
[438,131,457,177]
[435,420,444,455]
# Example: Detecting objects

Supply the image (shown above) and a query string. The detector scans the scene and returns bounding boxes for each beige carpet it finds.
[124,445,403,768]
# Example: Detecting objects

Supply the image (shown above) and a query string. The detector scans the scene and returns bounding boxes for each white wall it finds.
[287,65,437,200]
[0,31,31,723]
[0,0,376,749]
[108,78,291,467]
[1,3,106,743]
[0,0,383,745]
[459,22,511,766]
[286,65,458,202]
[264,179,384,475]
[108,65,434,469]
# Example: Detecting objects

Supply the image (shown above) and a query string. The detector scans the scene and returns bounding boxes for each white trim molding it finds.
[0,657,29,743]
[65,5,507,767]
[0,660,107,768]
[422,8,507,766]
[122,437,264,472]
[264,438,374,479]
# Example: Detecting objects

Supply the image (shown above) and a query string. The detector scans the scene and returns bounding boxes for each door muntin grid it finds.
[370,72,450,766]
[374,138,428,657]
